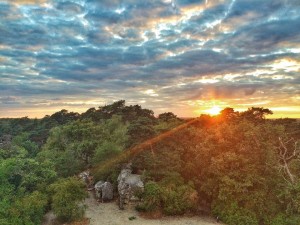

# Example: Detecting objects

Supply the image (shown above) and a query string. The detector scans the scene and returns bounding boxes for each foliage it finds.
[93,163,121,188]
[127,117,156,147]
[0,143,56,224]
[49,109,80,125]
[12,132,39,157]
[240,107,273,121]
[1,102,299,224]
[136,181,162,212]
[158,112,178,122]
[81,100,155,123]
[40,115,128,176]
[154,112,183,133]
[49,177,87,222]
[137,173,198,215]
[0,156,56,193]
[93,115,128,164]
[9,191,48,225]
[212,202,258,225]
[133,116,300,223]
[0,100,157,223]
[160,175,198,215]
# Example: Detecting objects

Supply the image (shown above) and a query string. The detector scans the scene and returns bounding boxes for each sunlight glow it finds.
[206,106,221,115]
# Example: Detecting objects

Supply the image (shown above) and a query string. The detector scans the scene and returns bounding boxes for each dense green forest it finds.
[0,100,299,225]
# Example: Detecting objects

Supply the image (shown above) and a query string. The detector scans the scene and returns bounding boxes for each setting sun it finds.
[206,106,221,115]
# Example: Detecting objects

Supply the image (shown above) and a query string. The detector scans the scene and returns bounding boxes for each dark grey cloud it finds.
[221,18,300,53]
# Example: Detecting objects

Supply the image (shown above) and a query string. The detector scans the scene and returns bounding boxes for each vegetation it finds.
[0,101,299,224]
[49,177,87,222]
[132,108,300,224]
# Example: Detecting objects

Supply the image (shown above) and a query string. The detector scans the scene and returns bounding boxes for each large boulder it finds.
[94,181,113,202]
[117,164,144,209]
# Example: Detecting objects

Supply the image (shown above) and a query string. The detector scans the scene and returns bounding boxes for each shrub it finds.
[137,174,198,215]
[269,213,300,225]
[160,180,198,215]
[212,202,258,225]
[136,181,162,212]
[49,177,88,222]
[9,191,47,225]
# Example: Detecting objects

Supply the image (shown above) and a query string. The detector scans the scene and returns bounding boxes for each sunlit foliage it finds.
[0,101,299,224]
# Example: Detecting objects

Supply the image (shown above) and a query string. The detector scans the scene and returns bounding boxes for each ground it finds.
[43,192,222,225]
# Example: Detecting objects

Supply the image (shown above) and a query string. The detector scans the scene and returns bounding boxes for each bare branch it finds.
[277,137,299,184]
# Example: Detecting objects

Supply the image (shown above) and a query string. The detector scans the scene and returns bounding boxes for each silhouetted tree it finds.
[240,107,273,121]
[219,107,239,121]
[158,112,178,122]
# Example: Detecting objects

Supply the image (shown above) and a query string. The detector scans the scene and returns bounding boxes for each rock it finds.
[94,181,113,202]
[102,182,113,202]
[117,163,144,209]
[94,181,104,200]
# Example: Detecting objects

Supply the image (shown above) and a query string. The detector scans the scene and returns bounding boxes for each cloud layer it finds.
[0,0,300,117]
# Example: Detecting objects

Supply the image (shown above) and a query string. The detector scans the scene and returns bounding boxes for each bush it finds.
[49,177,88,222]
[269,213,300,225]
[212,202,258,225]
[93,162,121,189]
[160,176,198,215]
[9,191,47,225]
[136,181,162,212]
[161,184,197,215]
[137,174,198,215]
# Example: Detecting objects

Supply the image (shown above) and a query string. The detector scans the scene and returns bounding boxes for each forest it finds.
[0,100,299,225]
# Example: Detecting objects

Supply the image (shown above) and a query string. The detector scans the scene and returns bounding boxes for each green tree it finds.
[127,117,156,146]
[50,109,80,125]
[40,116,128,176]
[12,132,39,157]
[9,191,48,225]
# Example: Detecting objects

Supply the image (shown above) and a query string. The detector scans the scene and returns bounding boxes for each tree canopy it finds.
[0,100,299,224]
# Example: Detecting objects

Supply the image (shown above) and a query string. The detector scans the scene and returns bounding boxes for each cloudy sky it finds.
[0,0,300,118]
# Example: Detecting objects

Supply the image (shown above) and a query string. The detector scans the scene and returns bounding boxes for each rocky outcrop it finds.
[117,163,144,209]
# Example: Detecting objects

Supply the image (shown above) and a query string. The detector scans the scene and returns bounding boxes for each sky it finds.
[0,0,300,118]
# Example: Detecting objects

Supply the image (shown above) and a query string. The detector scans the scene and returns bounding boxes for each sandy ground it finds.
[85,192,221,225]
[43,192,222,225]
[42,211,56,225]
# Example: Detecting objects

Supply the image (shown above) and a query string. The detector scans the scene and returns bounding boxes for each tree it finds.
[9,191,48,225]
[80,100,156,123]
[127,117,156,147]
[158,112,178,122]
[218,107,239,121]
[240,107,273,121]
[40,116,128,176]
[12,132,39,157]
[96,100,126,120]
[50,109,80,125]
[93,115,128,164]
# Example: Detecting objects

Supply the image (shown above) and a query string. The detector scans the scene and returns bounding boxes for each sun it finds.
[206,106,221,115]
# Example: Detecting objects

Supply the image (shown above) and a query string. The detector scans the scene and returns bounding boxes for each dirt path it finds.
[85,192,221,225]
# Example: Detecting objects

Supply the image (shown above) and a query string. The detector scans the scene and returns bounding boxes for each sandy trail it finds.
[85,192,221,225]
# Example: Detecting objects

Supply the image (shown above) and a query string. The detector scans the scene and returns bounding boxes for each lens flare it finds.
[206,106,221,115]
